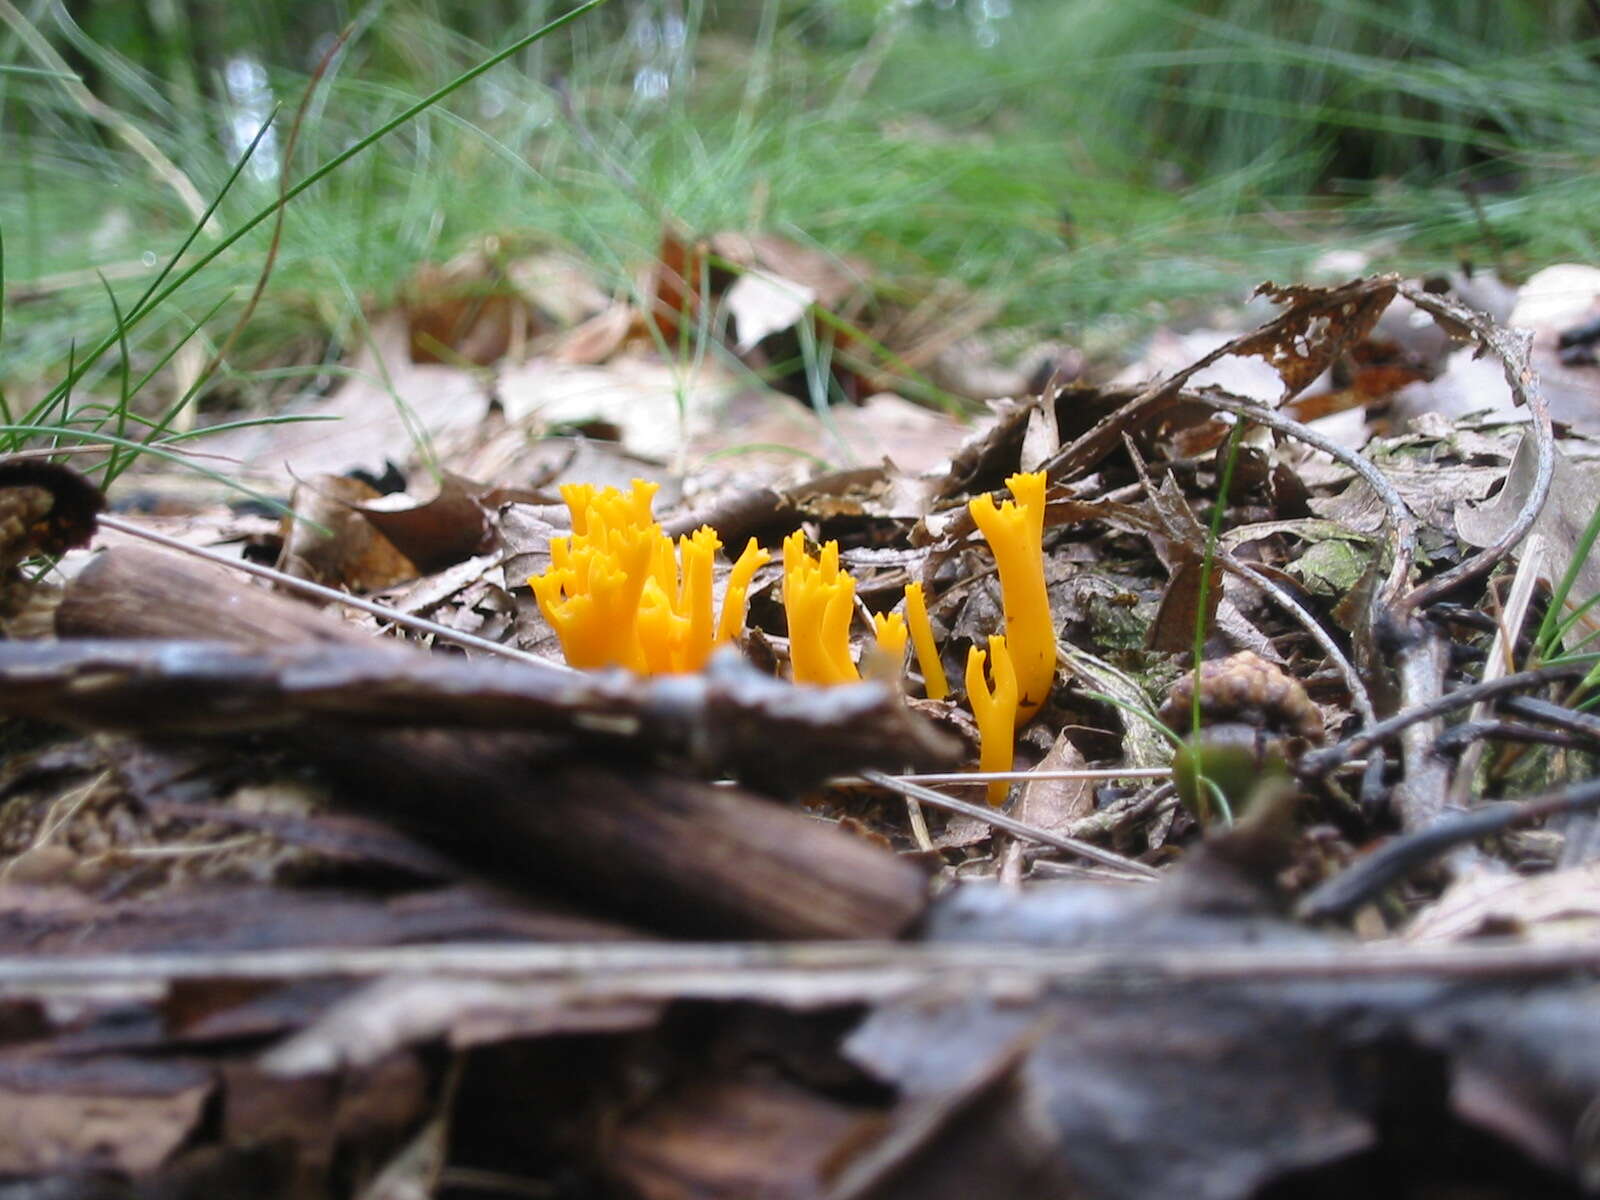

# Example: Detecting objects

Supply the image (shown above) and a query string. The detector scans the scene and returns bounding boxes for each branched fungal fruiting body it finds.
[968,471,1056,720]
[966,634,1019,806]
[530,480,770,675]
[782,531,861,685]
[872,611,909,670]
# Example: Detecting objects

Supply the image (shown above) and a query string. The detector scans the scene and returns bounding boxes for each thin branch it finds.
[1297,775,1600,921]
[872,768,1172,785]
[859,768,1159,879]
[0,937,1596,996]
[1300,660,1600,779]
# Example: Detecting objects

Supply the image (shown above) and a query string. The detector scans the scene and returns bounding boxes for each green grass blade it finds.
[1535,495,1600,661]
[126,294,234,409]
[38,0,613,415]
[1192,420,1247,736]
[95,272,133,481]
[124,109,280,330]
[0,222,8,427]
[0,423,293,516]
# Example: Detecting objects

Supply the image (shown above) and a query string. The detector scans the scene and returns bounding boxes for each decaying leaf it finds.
[726,269,817,353]
[1404,861,1600,944]
[349,473,496,575]
[1013,731,1096,831]
[607,1074,882,1200]
[278,473,418,592]
[1458,433,1600,652]
[0,1057,211,1175]
[1239,277,1399,399]
[264,975,661,1076]
[402,248,542,366]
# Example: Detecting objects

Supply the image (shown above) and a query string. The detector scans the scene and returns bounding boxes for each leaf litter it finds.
[4,254,1600,1196]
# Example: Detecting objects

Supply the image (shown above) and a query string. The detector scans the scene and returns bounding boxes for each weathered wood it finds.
[48,547,934,940]
[0,639,958,783]
[57,545,375,647]
[311,734,930,939]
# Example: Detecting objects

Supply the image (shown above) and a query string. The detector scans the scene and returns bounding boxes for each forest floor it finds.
[3,230,1600,1196]
[6,3,1600,1195]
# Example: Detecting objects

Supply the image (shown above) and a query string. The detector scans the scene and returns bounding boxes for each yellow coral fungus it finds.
[965,634,1019,806]
[531,480,767,675]
[715,538,771,646]
[782,531,861,685]
[967,471,1056,720]
[871,611,908,668]
[902,582,949,700]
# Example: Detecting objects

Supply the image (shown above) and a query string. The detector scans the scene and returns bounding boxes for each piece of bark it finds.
[0,638,957,785]
[57,545,376,647]
[305,734,930,939]
[0,883,634,959]
[47,547,934,940]
[48,548,957,786]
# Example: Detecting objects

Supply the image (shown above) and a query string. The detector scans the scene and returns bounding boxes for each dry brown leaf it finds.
[264,975,661,1075]
[277,473,418,591]
[609,1075,882,1200]
[351,473,495,575]
[1013,731,1095,832]
[551,302,635,365]
[1457,435,1600,652]
[403,255,540,366]
[0,1058,211,1174]
[1240,278,1398,399]
[1404,860,1600,944]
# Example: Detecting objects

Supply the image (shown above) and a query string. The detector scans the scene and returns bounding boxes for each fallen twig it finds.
[1299,660,1600,779]
[96,514,573,671]
[1393,283,1553,617]
[1,935,1596,999]
[860,768,1159,879]
[0,637,956,782]
[1296,775,1600,921]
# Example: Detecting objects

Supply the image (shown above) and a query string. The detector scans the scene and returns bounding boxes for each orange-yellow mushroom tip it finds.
[782,535,860,686]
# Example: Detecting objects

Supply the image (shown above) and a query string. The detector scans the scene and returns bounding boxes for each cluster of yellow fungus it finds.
[530,480,769,675]
[781,532,964,693]
[532,470,1056,809]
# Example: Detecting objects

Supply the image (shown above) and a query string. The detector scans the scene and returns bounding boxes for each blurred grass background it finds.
[3,0,1598,418]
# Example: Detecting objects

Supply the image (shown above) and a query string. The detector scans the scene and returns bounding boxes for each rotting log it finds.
[44,546,937,940]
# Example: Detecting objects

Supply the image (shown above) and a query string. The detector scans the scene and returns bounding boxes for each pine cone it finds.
[1160,651,1324,743]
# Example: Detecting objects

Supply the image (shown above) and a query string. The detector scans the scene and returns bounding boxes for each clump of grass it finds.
[4,0,1599,453]
[0,1,610,492]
